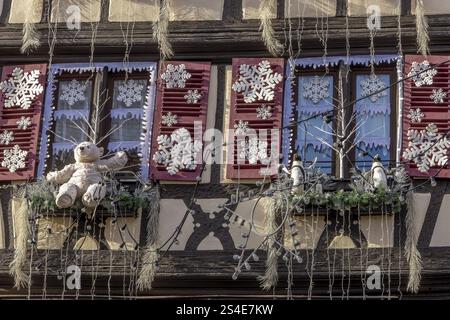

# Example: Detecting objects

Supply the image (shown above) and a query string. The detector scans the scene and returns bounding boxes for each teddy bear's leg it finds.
[82,183,106,208]
[55,183,78,209]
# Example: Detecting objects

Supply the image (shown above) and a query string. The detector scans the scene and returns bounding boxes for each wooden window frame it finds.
[46,69,151,176]
[348,65,397,170]
[293,67,339,176]
[291,64,397,177]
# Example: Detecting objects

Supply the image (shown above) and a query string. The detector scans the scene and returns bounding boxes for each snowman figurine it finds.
[370,154,387,190]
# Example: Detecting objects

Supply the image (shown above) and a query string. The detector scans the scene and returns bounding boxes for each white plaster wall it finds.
[430,195,450,247]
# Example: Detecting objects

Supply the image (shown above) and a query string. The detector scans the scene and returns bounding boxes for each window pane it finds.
[108,79,148,151]
[108,0,159,22]
[243,0,276,19]
[296,75,334,174]
[354,74,391,170]
[285,0,336,18]
[112,79,148,109]
[348,0,400,16]
[412,0,450,15]
[51,0,101,23]
[52,78,93,169]
[170,0,224,21]
[9,0,44,23]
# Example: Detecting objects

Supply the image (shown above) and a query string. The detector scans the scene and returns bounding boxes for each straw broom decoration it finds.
[259,0,283,56]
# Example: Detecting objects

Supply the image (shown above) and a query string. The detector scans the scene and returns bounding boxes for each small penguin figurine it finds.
[291,154,306,195]
[371,154,387,190]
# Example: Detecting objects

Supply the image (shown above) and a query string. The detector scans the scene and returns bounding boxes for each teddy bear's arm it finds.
[46,164,77,184]
[96,151,128,172]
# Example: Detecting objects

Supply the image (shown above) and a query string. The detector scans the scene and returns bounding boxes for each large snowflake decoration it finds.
[116,80,144,107]
[407,60,438,87]
[234,120,250,135]
[2,144,28,173]
[184,89,202,104]
[153,127,203,175]
[239,137,269,165]
[232,60,282,103]
[403,123,450,173]
[360,74,387,102]
[161,64,191,89]
[0,130,14,145]
[407,108,425,123]
[303,76,330,104]
[161,112,178,127]
[60,79,87,106]
[256,104,272,120]
[16,116,32,130]
[0,67,43,109]
[430,88,447,104]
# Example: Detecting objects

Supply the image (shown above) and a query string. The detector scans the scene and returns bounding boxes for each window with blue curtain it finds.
[296,74,334,174]
[354,73,391,170]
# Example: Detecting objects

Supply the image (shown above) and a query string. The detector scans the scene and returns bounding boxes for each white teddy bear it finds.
[46,141,128,209]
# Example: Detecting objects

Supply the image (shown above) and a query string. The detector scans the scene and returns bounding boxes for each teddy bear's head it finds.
[74,142,104,163]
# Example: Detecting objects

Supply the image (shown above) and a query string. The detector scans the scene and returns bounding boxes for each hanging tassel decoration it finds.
[405,190,423,293]
[137,185,160,290]
[259,0,283,56]
[415,0,430,56]
[153,0,174,60]
[20,0,41,54]
[258,194,283,290]
[9,196,31,289]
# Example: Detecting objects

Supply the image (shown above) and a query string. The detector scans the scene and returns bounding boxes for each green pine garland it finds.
[290,188,404,213]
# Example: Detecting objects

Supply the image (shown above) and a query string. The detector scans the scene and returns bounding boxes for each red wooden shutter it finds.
[226,58,284,179]
[403,55,450,178]
[150,61,211,181]
[0,64,47,181]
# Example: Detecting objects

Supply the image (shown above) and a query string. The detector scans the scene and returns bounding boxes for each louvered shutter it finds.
[150,61,211,181]
[226,58,284,179]
[403,55,450,178]
[0,64,47,181]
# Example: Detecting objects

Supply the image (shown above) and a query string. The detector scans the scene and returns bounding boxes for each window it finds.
[51,0,102,23]
[169,0,224,21]
[285,0,336,18]
[353,71,395,169]
[243,0,276,19]
[108,0,159,22]
[8,0,44,23]
[296,72,336,174]
[285,57,398,177]
[347,0,400,16]
[39,62,157,179]
[411,0,450,15]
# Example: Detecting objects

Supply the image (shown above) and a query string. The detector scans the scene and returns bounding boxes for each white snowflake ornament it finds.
[234,120,250,135]
[407,108,425,123]
[360,74,387,102]
[2,144,28,173]
[161,112,178,127]
[184,89,202,104]
[232,60,282,103]
[16,116,32,130]
[0,67,43,109]
[60,79,87,106]
[0,130,14,145]
[303,76,330,104]
[430,88,447,104]
[239,137,269,164]
[407,61,438,87]
[116,80,144,107]
[161,64,192,89]
[256,104,272,120]
[153,127,202,175]
[403,123,450,173]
